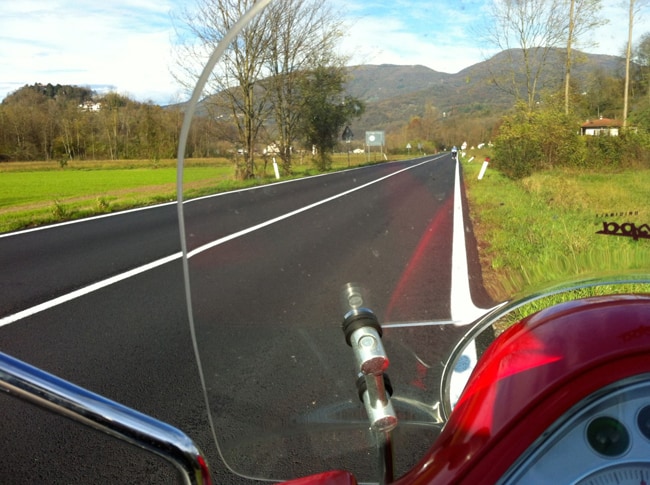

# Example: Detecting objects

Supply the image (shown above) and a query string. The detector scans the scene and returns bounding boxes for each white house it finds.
[79,101,102,112]
[581,117,623,136]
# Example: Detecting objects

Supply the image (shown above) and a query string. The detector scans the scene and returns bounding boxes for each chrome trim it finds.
[0,351,212,485]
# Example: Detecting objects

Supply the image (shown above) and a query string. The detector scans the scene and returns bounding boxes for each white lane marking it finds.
[186,158,437,258]
[375,158,490,406]
[449,158,490,406]
[1,158,442,327]
[0,253,182,328]
[382,158,490,329]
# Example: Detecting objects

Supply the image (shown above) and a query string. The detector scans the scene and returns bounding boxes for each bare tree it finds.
[564,0,606,114]
[263,0,345,173]
[174,0,347,178]
[487,0,569,110]
[175,0,273,178]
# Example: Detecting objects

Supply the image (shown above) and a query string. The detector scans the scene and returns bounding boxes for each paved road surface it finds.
[0,155,489,483]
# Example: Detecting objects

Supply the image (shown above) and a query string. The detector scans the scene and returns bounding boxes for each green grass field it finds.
[0,159,228,232]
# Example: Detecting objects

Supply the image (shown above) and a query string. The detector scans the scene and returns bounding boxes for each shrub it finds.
[584,135,623,168]
[583,131,650,170]
[493,102,584,179]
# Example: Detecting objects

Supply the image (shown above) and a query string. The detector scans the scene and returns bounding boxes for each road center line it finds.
[186,158,436,258]
[1,158,440,327]
[0,253,182,328]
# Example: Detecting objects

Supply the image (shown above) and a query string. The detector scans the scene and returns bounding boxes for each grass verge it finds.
[461,154,650,329]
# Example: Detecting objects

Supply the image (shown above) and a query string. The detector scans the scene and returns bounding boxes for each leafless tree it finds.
[486,0,569,110]
[486,0,606,113]
[173,0,346,178]
[564,0,606,114]
[174,0,273,178]
[263,0,345,173]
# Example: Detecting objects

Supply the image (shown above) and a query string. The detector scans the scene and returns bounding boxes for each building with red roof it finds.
[580,117,623,136]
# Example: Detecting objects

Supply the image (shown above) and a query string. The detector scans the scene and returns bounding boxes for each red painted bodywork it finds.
[394,294,650,484]
[288,294,650,485]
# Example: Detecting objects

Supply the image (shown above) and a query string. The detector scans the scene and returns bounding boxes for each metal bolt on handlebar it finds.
[345,314,390,376]
[358,373,398,432]
[341,283,398,434]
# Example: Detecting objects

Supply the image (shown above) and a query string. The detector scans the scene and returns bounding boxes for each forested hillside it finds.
[0,83,226,161]
[0,49,634,162]
[343,49,628,150]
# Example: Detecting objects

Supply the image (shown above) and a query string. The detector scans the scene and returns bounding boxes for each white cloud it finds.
[338,0,496,73]
[0,0,183,103]
[3,0,650,104]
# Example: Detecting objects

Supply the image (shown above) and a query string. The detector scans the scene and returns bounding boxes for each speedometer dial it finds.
[576,463,650,484]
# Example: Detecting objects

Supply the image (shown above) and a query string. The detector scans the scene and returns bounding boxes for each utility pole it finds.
[624,0,635,128]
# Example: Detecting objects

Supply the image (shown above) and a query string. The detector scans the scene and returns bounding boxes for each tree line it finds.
[0,73,361,169]
[1,1,365,175]
[0,84,184,162]
[487,0,650,178]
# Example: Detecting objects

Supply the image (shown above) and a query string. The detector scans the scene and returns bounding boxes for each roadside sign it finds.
[342,126,353,142]
[365,131,385,147]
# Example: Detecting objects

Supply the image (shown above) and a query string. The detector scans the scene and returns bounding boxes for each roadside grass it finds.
[0,152,400,233]
[461,154,650,330]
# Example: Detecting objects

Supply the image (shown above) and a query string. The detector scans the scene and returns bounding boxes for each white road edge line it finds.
[449,158,490,407]
[383,158,490,329]
[1,158,441,327]
[450,158,489,324]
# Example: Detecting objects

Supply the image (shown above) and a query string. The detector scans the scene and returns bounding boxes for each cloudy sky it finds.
[1,0,647,104]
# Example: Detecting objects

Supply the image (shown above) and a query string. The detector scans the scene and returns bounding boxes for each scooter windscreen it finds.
[175,1,650,482]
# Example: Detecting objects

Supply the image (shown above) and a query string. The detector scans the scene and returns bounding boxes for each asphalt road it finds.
[0,155,489,483]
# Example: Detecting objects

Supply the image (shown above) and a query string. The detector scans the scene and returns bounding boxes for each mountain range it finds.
[344,48,627,132]
[182,48,628,138]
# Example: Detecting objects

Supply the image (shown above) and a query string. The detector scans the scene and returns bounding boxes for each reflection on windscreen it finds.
[176,0,650,481]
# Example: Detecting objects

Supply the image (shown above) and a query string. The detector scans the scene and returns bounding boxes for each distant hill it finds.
[344,48,627,131]
[174,48,627,135]
[344,64,447,103]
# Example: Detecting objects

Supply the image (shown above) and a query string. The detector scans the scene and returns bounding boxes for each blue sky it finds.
[0,0,646,104]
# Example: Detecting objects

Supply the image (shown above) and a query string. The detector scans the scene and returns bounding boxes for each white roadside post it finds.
[478,157,489,180]
[272,157,280,179]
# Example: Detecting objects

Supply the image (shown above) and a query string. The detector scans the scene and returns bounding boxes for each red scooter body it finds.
[287,294,650,484]
[403,294,650,483]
